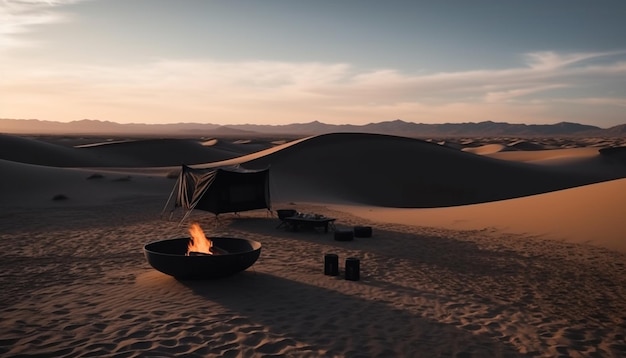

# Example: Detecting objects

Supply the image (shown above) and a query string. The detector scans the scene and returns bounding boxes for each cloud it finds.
[0,0,87,48]
[1,50,625,126]
[554,97,626,108]
[484,84,569,103]
[525,50,626,70]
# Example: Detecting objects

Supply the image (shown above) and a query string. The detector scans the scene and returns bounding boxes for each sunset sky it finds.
[1,0,625,127]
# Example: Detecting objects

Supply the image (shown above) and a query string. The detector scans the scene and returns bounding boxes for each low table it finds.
[283,216,336,233]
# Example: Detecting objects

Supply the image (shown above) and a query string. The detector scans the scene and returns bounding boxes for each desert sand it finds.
[1,133,625,357]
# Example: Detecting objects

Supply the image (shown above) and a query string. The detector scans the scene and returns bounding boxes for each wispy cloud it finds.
[484,84,569,103]
[524,50,626,70]
[0,0,86,48]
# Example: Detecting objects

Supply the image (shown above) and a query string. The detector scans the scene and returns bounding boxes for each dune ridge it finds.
[242,133,626,207]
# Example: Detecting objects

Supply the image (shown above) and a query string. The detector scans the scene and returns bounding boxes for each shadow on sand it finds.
[180,270,524,357]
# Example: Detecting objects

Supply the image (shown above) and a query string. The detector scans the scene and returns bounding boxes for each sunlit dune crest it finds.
[73,139,136,148]
[506,140,546,151]
[200,139,218,146]
[462,143,506,155]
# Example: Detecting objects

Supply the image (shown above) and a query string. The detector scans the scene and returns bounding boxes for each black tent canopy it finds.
[164,164,271,223]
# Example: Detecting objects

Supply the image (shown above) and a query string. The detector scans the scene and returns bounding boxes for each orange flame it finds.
[187,222,213,255]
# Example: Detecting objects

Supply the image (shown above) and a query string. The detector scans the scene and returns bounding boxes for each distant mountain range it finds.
[2,118,626,138]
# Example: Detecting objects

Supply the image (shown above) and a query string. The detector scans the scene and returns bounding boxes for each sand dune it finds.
[0,135,271,167]
[242,133,626,207]
[0,159,173,208]
[335,177,626,253]
[0,133,99,167]
[1,132,625,357]
[484,147,601,164]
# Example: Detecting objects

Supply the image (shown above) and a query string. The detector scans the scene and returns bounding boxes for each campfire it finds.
[187,222,228,256]
[143,224,262,279]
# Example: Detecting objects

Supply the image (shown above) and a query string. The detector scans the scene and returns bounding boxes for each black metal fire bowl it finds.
[144,237,261,279]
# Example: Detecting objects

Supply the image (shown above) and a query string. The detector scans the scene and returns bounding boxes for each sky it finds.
[1,0,626,127]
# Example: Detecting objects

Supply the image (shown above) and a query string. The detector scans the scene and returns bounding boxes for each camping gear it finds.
[324,253,339,276]
[163,164,271,223]
[284,215,336,233]
[276,209,298,229]
[345,257,360,281]
[144,237,262,279]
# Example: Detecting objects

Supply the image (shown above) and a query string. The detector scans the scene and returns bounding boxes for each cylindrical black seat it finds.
[324,254,339,276]
[345,257,360,281]
[353,226,372,238]
[334,230,354,241]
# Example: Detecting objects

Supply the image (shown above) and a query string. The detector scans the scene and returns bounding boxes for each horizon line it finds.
[2,117,623,129]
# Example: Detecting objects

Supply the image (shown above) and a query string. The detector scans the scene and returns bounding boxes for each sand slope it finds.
[0,134,270,167]
[335,177,626,253]
[242,133,626,207]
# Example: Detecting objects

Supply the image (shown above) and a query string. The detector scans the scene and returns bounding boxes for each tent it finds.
[163,164,271,223]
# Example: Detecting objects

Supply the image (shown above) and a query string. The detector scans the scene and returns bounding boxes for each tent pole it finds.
[179,196,204,227]
[161,177,180,220]
[178,210,193,227]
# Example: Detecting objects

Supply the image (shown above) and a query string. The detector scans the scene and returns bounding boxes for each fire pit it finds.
[144,235,262,279]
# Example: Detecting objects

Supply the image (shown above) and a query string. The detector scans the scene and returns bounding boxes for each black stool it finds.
[353,226,372,238]
[334,230,354,241]
[345,257,360,281]
[324,254,339,276]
